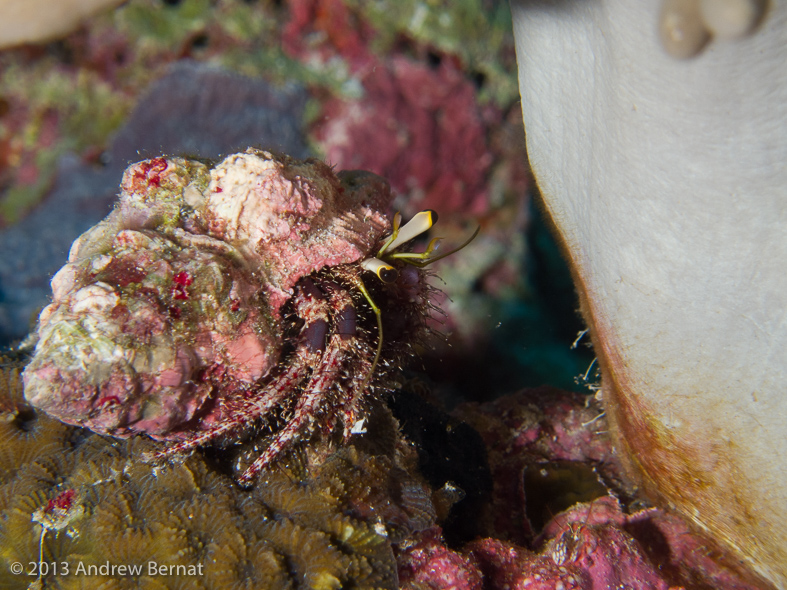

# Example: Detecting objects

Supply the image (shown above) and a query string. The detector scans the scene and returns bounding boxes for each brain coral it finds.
[0,355,420,590]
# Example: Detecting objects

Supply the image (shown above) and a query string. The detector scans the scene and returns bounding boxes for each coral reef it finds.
[0,0,518,229]
[397,527,483,590]
[460,493,765,590]
[463,497,673,590]
[453,386,628,544]
[1,356,427,589]
[3,348,767,589]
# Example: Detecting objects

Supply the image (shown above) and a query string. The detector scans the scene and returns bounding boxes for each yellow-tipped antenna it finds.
[375,211,403,257]
[354,276,384,394]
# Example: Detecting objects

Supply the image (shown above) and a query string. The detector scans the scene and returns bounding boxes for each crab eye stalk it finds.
[360,257,398,283]
[356,209,478,399]
[365,209,480,284]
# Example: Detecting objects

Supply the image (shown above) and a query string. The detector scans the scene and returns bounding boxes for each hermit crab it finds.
[22,149,475,485]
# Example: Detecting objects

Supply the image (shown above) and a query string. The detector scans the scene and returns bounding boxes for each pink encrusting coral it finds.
[22,150,393,448]
[463,494,763,590]
[283,0,377,69]
[397,527,484,590]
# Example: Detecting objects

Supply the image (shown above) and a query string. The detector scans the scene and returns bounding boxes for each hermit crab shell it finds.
[23,149,392,439]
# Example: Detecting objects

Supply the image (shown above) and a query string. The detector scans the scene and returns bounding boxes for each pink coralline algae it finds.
[313,55,493,215]
[283,0,376,68]
[397,527,483,590]
[393,388,765,590]
[452,387,625,545]
[397,500,760,590]
[22,149,446,484]
[465,497,675,590]
[462,494,764,590]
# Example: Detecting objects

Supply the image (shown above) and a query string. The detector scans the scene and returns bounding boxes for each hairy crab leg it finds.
[323,284,375,439]
[153,279,329,462]
[237,286,364,486]
[341,352,373,439]
[152,356,312,460]
[237,332,347,486]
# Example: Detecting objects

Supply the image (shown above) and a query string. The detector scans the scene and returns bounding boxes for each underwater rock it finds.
[453,386,625,544]
[397,495,710,590]
[391,387,763,589]
[464,494,765,590]
[397,527,483,590]
[465,497,674,590]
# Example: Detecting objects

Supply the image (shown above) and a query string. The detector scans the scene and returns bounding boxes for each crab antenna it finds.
[379,210,437,257]
[402,225,481,268]
[354,276,384,394]
[423,225,479,264]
